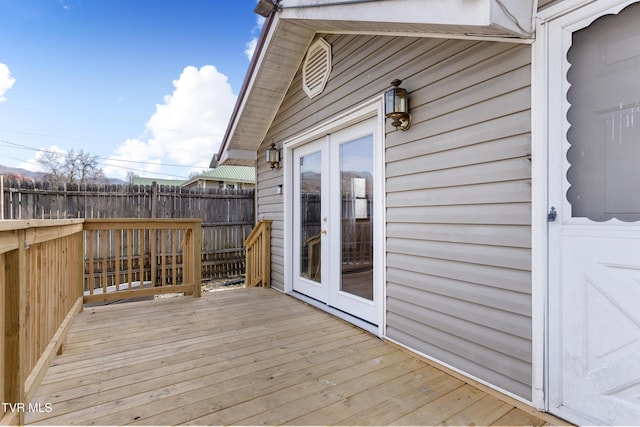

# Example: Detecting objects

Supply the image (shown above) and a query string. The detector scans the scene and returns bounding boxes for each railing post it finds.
[244,220,271,288]
[262,221,271,288]
[4,230,26,426]
[245,245,253,287]
[192,222,202,298]
[77,228,85,312]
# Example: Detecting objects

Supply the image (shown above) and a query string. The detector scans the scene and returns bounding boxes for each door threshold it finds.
[289,291,380,337]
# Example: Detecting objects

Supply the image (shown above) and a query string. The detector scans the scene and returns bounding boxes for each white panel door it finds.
[548,2,640,425]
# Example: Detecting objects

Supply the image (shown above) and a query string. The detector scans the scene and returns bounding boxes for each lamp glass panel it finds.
[385,87,407,116]
[384,89,396,116]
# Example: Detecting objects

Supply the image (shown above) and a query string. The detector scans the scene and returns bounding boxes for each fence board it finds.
[1,178,255,280]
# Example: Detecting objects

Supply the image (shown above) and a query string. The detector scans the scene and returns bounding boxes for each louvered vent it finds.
[302,38,332,99]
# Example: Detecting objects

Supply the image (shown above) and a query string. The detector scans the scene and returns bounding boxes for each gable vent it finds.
[302,38,332,99]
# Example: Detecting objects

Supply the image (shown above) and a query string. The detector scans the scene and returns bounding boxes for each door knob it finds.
[321,229,327,235]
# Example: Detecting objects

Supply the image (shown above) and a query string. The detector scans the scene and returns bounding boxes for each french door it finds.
[292,117,380,325]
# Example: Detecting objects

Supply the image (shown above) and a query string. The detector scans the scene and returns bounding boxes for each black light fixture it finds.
[384,79,411,131]
[254,0,277,18]
[266,143,281,169]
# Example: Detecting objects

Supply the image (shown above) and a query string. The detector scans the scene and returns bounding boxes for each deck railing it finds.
[1,220,85,425]
[244,220,271,288]
[1,218,202,425]
[83,219,202,303]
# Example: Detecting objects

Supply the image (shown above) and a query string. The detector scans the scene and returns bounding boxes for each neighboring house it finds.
[214,1,640,425]
[181,165,256,190]
[131,177,184,187]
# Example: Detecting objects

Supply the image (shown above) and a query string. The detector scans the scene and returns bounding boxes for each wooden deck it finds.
[26,287,567,426]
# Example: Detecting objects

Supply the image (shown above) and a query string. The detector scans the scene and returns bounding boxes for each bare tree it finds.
[126,171,138,185]
[36,150,65,183]
[37,149,107,185]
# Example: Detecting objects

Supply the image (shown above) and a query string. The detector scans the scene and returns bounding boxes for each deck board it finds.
[26,287,568,426]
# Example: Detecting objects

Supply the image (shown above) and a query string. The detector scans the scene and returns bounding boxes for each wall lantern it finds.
[266,143,281,169]
[384,79,411,131]
[254,0,277,18]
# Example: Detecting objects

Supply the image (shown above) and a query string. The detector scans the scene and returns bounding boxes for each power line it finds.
[2,151,192,179]
[0,139,207,170]
[0,140,201,179]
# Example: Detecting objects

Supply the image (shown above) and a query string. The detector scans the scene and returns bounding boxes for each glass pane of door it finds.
[339,135,373,300]
[299,151,322,282]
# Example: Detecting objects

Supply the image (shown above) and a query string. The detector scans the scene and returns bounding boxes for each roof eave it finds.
[216,0,536,165]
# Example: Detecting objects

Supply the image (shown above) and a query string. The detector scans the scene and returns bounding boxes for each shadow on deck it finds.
[27,288,567,426]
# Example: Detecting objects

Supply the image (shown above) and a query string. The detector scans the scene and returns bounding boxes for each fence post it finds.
[4,231,26,425]
[151,181,158,218]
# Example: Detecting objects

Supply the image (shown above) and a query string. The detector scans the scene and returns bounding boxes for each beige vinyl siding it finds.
[256,156,285,290]
[385,39,532,399]
[255,34,533,400]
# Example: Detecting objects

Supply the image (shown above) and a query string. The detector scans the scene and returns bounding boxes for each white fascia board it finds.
[280,0,491,25]
[280,0,535,37]
[218,149,257,167]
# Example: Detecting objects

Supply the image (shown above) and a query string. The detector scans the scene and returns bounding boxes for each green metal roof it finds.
[193,166,255,183]
[132,177,185,186]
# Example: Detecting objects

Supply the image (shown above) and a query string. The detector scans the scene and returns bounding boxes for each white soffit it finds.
[280,0,535,38]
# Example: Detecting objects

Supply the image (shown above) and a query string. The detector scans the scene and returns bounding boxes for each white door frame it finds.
[282,97,386,337]
[532,0,640,414]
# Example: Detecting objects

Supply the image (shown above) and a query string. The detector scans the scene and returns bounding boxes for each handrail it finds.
[244,220,272,288]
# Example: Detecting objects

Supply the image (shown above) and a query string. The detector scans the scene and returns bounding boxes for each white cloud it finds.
[104,65,236,180]
[0,63,16,103]
[245,13,265,60]
[245,38,258,60]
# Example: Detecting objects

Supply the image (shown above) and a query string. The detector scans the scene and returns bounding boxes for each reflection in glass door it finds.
[339,136,373,301]
[292,139,327,303]
[300,151,322,283]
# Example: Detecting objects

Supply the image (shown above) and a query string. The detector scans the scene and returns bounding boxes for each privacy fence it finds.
[0,177,255,281]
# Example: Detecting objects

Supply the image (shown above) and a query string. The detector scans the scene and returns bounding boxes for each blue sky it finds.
[0,0,262,181]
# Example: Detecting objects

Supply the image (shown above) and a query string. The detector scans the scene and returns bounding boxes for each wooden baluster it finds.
[88,230,95,296]
[171,229,177,286]
[115,230,121,292]
[127,229,133,291]
[161,229,167,288]
[101,230,108,296]
[150,228,156,288]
